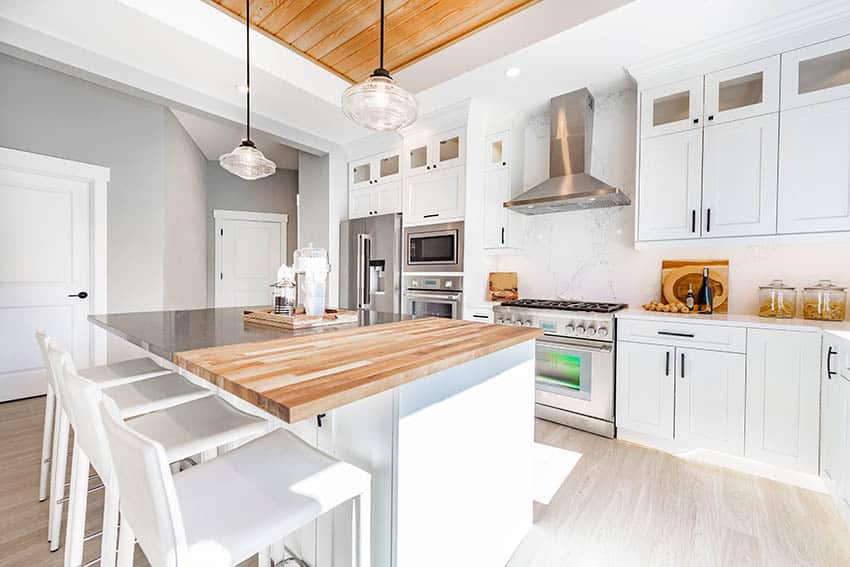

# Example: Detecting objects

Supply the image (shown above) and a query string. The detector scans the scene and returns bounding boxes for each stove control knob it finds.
[523,320,532,327]
[575,326,585,335]
[564,325,574,335]
[496,319,504,325]
[597,327,609,338]
[585,327,597,337]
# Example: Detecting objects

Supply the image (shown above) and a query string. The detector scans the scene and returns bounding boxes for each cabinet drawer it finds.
[617,318,746,353]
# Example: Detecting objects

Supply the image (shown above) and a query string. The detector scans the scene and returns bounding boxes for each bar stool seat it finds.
[175,429,371,564]
[79,358,170,386]
[103,373,213,419]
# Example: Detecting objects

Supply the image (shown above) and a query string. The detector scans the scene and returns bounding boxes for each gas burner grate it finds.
[500,299,627,313]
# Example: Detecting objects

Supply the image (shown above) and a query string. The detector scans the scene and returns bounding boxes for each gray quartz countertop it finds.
[89,307,407,360]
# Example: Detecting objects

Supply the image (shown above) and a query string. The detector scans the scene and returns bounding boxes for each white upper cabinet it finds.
[616,341,674,439]
[778,97,850,234]
[781,35,850,110]
[638,129,703,241]
[483,167,512,249]
[405,134,431,177]
[349,149,401,190]
[704,56,780,125]
[376,151,401,183]
[405,127,466,177]
[349,188,373,219]
[484,130,511,171]
[675,348,746,456]
[640,76,704,138]
[349,157,373,190]
[701,113,778,237]
[403,165,465,226]
[348,182,401,219]
[745,329,821,474]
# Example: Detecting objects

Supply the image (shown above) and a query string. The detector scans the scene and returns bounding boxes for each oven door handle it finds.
[537,337,613,354]
[405,292,461,301]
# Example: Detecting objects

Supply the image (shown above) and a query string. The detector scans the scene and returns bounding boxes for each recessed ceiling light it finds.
[505,67,521,78]
[235,84,249,94]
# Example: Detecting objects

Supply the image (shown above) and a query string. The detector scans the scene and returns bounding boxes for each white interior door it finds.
[215,212,285,308]
[0,165,91,400]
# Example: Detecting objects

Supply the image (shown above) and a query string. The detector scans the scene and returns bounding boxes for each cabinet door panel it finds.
[377,151,401,183]
[403,166,465,226]
[840,376,850,509]
[641,77,704,138]
[350,158,372,190]
[821,336,844,492]
[349,189,372,219]
[375,182,401,215]
[434,127,466,169]
[675,348,745,455]
[702,113,778,237]
[485,131,511,170]
[405,136,430,177]
[616,341,674,439]
[483,168,511,249]
[704,56,780,124]
[746,329,821,474]
[778,98,850,234]
[782,35,850,110]
[638,129,703,241]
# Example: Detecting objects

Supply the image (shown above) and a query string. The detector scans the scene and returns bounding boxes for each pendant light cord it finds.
[245,0,251,142]
[379,0,385,71]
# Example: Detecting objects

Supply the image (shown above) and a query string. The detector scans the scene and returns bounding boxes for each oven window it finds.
[411,300,454,319]
[536,345,592,401]
[409,234,456,263]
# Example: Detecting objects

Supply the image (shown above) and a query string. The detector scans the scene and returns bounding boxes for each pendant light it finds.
[341,0,418,131]
[219,0,276,180]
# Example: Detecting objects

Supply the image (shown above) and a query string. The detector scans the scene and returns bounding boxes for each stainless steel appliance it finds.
[403,275,463,319]
[493,299,626,438]
[339,214,402,313]
[403,221,464,273]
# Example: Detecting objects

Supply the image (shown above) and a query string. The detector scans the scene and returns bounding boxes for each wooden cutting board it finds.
[661,260,729,313]
[488,272,518,302]
[243,307,359,329]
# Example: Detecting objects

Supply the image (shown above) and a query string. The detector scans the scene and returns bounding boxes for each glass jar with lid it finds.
[758,280,797,318]
[802,280,847,321]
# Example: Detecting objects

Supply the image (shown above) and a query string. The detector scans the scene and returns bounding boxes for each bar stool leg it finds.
[47,403,62,542]
[39,385,56,502]
[116,516,135,567]
[101,482,120,567]
[64,442,89,567]
[49,410,71,550]
[354,488,371,567]
[258,547,271,567]
[270,540,285,563]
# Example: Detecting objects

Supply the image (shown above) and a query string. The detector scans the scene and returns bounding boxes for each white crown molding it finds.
[626,0,850,87]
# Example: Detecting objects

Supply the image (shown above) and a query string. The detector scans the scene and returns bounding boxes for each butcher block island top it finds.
[172,317,542,423]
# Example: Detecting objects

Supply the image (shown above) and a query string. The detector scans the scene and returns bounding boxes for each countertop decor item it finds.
[758,280,797,318]
[803,280,847,321]
[340,0,417,131]
[661,259,729,313]
[218,0,276,180]
[488,272,518,302]
[243,307,358,330]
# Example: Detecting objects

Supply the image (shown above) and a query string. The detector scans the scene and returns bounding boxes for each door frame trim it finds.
[213,209,288,308]
[0,146,109,367]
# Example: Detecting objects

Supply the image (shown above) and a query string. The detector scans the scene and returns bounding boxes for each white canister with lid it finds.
[294,244,330,316]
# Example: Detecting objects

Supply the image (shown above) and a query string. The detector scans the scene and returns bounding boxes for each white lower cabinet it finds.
[403,165,465,225]
[616,341,674,439]
[821,335,844,494]
[675,347,746,455]
[483,167,513,249]
[745,329,821,474]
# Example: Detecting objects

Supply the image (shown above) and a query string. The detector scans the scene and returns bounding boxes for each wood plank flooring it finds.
[2,397,849,566]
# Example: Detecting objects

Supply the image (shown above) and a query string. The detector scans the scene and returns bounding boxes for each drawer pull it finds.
[657,331,695,338]
[665,351,670,376]
[472,314,489,320]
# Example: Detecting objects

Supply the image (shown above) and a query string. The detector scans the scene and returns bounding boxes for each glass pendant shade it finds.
[342,71,418,132]
[219,140,276,181]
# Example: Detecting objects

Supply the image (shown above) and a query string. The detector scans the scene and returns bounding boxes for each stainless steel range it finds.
[493,299,626,438]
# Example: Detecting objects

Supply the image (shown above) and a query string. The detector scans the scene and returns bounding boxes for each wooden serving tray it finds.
[243,307,359,330]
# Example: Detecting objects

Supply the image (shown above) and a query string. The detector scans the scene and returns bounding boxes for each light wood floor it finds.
[2,397,849,567]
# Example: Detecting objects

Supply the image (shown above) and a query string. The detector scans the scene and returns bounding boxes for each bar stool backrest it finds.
[47,342,113,480]
[99,396,190,567]
[35,331,61,399]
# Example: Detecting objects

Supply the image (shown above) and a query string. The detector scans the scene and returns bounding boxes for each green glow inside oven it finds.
[537,352,582,390]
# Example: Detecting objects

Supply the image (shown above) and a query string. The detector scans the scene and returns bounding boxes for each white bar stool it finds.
[100,398,372,567]
[36,332,213,552]
[51,344,270,567]
[36,331,171,503]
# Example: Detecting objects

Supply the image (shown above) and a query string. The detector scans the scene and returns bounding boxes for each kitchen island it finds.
[90,307,541,567]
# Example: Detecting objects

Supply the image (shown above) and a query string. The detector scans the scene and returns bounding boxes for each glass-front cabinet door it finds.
[405,135,430,177]
[640,76,704,138]
[782,35,850,110]
[704,56,780,125]
[349,158,372,189]
[433,127,466,169]
[484,130,510,170]
[377,151,401,183]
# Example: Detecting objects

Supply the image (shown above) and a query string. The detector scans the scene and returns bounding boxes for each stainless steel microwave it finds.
[403,221,464,273]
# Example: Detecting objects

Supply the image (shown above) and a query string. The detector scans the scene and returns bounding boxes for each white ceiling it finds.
[171,108,299,170]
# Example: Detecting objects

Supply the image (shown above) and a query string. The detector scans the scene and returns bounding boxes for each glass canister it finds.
[802,280,847,321]
[758,280,797,318]
[271,264,296,315]
[294,244,330,316]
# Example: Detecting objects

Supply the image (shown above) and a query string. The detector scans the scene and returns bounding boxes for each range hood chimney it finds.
[504,88,630,215]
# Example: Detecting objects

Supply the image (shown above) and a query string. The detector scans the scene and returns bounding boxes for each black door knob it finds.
[68,291,88,299]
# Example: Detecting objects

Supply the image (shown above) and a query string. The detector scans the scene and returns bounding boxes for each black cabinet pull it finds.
[316,413,326,427]
[691,210,696,233]
[693,118,699,124]
[68,291,88,299]
[658,331,695,338]
[426,165,431,170]
[502,161,507,166]
[827,346,838,379]
[423,213,439,219]
[665,351,670,376]
[433,163,438,168]
[706,208,711,233]
[708,115,714,121]
[681,353,685,378]
[501,227,505,245]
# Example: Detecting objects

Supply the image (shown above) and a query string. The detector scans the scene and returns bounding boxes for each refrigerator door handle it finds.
[361,234,372,309]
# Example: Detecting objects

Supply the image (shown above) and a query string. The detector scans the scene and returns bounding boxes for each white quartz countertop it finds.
[616,308,850,334]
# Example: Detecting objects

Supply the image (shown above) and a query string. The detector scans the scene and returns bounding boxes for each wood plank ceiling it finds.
[208,0,540,83]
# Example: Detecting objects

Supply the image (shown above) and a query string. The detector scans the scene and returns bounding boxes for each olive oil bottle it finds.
[696,267,713,314]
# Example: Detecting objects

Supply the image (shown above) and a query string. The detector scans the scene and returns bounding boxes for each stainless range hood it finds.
[504,88,630,215]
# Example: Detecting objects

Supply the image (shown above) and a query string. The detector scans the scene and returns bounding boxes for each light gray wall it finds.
[206,164,299,306]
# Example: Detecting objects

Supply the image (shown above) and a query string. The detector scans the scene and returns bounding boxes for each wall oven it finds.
[403,221,464,273]
[403,275,463,319]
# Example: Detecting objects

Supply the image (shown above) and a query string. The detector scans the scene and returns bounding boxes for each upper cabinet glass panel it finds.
[379,154,400,178]
[491,140,503,164]
[782,35,850,110]
[705,56,779,125]
[484,130,510,170]
[653,91,690,127]
[352,163,371,184]
[798,47,850,95]
[439,136,460,163]
[640,76,703,138]
[718,72,763,111]
[409,145,427,170]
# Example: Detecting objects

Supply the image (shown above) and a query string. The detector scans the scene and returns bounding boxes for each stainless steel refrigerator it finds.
[338,213,403,313]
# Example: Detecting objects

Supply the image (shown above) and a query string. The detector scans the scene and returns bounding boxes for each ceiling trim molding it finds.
[626,0,850,86]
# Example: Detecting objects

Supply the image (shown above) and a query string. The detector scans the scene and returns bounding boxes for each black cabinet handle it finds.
[316,413,326,427]
[691,210,696,233]
[693,118,699,124]
[426,165,431,170]
[681,353,685,378]
[708,115,714,121]
[68,291,88,299]
[423,213,439,219]
[658,331,695,338]
[501,227,505,245]
[665,351,670,376]
[706,208,711,233]
[827,346,838,379]
[502,161,507,166]
[433,163,438,168]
